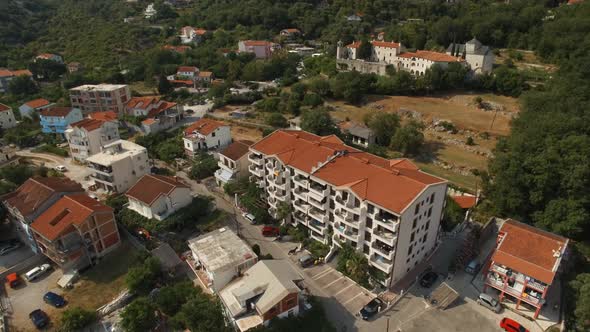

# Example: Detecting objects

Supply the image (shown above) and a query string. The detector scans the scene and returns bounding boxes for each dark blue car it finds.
[29,309,49,329]
[43,291,66,308]
[359,298,384,320]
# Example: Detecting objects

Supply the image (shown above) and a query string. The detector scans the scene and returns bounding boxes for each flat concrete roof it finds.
[188,228,257,274]
[86,140,146,166]
[70,84,127,91]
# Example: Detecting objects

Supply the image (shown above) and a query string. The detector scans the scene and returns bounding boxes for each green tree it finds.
[125,256,161,295]
[155,281,199,316]
[363,112,400,147]
[60,307,97,332]
[300,107,338,136]
[357,38,372,60]
[190,152,219,180]
[276,201,293,221]
[308,78,330,97]
[29,59,66,81]
[569,273,590,330]
[171,296,228,332]
[302,93,323,107]
[390,121,425,156]
[120,297,157,332]
[8,75,38,95]
[442,196,465,231]
[158,74,172,95]
[265,113,288,128]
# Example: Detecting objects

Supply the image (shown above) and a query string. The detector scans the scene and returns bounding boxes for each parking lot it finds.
[4,267,63,331]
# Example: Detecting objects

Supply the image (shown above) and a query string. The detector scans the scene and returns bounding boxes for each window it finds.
[212,132,216,137]
[365,218,372,228]
[423,234,428,243]
[407,244,413,255]
[412,218,417,229]
[425,221,430,230]
[368,204,374,214]
[410,232,415,242]
[430,193,435,204]
[428,207,432,217]
[415,204,420,214]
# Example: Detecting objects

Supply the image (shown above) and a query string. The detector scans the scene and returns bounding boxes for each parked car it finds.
[500,317,529,332]
[359,298,384,320]
[477,293,502,313]
[0,240,21,255]
[261,226,280,237]
[420,271,439,288]
[54,165,67,172]
[298,254,315,268]
[465,259,481,275]
[43,291,66,308]
[243,213,256,224]
[5,273,21,288]
[29,309,49,329]
[25,264,52,281]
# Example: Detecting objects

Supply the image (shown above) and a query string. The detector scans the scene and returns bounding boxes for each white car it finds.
[243,213,256,224]
[25,263,52,281]
[54,165,67,172]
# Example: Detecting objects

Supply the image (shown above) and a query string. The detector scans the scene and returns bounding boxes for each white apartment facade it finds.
[65,119,120,161]
[126,174,192,220]
[248,130,448,287]
[86,140,149,193]
[0,103,17,129]
[69,84,130,114]
[215,141,252,186]
[183,118,232,157]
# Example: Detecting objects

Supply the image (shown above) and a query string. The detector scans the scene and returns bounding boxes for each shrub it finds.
[60,307,97,332]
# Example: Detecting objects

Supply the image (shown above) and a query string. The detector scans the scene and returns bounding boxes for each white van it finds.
[25,264,51,281]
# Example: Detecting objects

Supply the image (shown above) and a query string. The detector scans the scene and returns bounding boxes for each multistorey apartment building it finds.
[248,130,447,287]
[69,84,130,114]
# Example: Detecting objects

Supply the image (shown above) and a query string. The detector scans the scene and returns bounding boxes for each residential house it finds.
[0,69,32,93]
[67,62,83,73]
[86,140,150,193]
[145,3,157,18]
[397,50,463,75]
[89,111,118,124]
[69,84,130,114]
[238,40,274,59]
[249,130,448,287]
[346,13,363,22]
[446,38,495,74]
[31,194,121,271]
[19,98,54,119]
[0,104,17,130]
[483,219,568,319]
[35,53,64,64]
[0,145,19,168]
[126,96,182,134]
[126,174,192,220]
[65,118,120,161]
[219,260,304,331]
[215,140,253,186]
[180,26,208,44]
[176,66,199,79]
[196,71,214,84]
[338,121,375,147]
[280,28,301,39]
[183,118,232,156]
[187,228,258,292]
[1,177,84,252]
[39,107,84,135]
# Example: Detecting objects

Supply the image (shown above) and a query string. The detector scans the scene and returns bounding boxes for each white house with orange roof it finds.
[35,53,64,64]
[19,98,54,119]
[238,40,274,59]
[183,118,232,156]
[126,174,192,220]
[180,26,208,44]
[0,69,32,93]
[248,130,448,287]
[65,118,120,161]
[126,96,182,134]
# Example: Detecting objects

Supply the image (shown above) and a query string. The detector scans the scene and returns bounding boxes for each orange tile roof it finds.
[185,118,226,136]
[1,177,84,218]
[282,28,301,34]
[491,219,568,285]
[89,111,118,122]
[371,40,400,49]
[142,118,157,125]
[163,45,191,53]
[242,40,272,47]
[220,141,252,161]
[251,130,445,213]
[126,174,189,206]
[398,50,462,62]
[36,53,57,59]
[32,194,113,241]
[40,107,76,117]
[452,195,477,209]
[0,103,10,112]
[198,71,213,78]
[126,96,160,109]
[194,28,207,35]
[0,69,11,77]
[170,79,194,86]
[346,41,362,49]
[24,98,51,109]
[177,66,198,73]
[11,69,32,76]
[148,101,177,117]
[70,118,105,131]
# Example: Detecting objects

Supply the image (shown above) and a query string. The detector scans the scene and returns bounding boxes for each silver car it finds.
[477,293,502,313]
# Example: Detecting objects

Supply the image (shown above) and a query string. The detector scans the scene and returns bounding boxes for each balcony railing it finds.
[370,255,393,273]
[371,242,394,260]
[248,153,264,165]
[249,165,264,177]
[88,163,113,174]
[309,220,325,234]
[486,275,545,306]
[373,229,397,245]
[308,207,327,223]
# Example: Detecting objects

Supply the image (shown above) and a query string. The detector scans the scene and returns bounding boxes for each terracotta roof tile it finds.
[491,219,568,285]
[282,28,301,34]
[70,118,105,131]
[177,66,198,73]
[452,195,477,209]
[371,41,400,49]
[398,50,462,62]
[40,107,76,117]
[1,177,84,218]
[24,98,51,109]
[126,174,189,206]
[0,103,11,112]
[142,118,157,125]
[220,141,252,161]
[31,194,113,241]
[184,118,226,136]
[126,96,160,109]
[89,111,118,122]
[242,40,272,47]
[251,130,445,214]
[346,41,362,49]
[198,71,213,78]
[194,28,207,35]
[11,69,32,76]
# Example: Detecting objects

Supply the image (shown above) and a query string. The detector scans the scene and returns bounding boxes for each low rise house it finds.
[215,141,252,186]
[0,145,19,168]
[196,71,214,84]
[1,177,84,252]
[446,38,494,74]
[483,219,568,319]
[35,53,64,64]
[39,107,84,135]
[65,118,120,161]
[126,174,191,220]
[397,50,464,75]
[19,98,54,119]
[0,69,32,93]
[176,66,199,79]
[188,228,258,292]
[180,26,208,44]
[338,121,375,147]
[346,13,363,21]
[183,118,232,156]
[86,140,150,193]
[67,62,83,73]
[280,28,301,39]
[238,40,274,59]
[219,260,304,331]
[0,103,17,130]
[31,194,121,271]
[89,110,118,123]
[144,3,157,18]
[126,96,182,134]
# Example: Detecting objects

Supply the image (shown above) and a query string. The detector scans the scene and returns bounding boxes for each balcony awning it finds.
[215,168,234,182]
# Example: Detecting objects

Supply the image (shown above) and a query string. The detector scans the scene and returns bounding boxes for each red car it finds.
[500,318,529,332]
[261,226,280,237]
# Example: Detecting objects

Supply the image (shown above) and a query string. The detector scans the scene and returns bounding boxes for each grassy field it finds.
[129,81,158,95]
[414,160,480,192]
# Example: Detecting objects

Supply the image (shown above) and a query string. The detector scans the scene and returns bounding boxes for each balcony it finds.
[310,231,326,244]
[373,212,399,232]
[293,200,309,213]
[371,241,395,260]
[248,153,264,166]
[335,195,357,211]
[293,186,308,200]
[489,264,548,293]
[309,220,326,235]
[92,173,114,183]
[88,163,113,174]
[249,165,264,177]
[370,255,393,274]
[373,228,397,246]
[334,209,359,227]
[308,196,327,210]
[294,175,309,188]
[308,207,327,223]
[486,275,545,306]
[293,211,308,225]
[308,181,329,201]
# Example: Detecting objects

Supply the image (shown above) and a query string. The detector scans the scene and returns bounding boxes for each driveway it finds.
[16,150,92,188]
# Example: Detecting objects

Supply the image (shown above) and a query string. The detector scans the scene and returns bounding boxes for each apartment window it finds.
[368,204,374,214]
[430,193,435,204]
[410,232,415,242]
[365,218,372,228]
[406,258,410,263]
[425,221,430,231]
[428,207,432,217]
[407,244,413,255]
[212,132,216,137]
[415,204,420,215]
[329,199,335,209]
[423,234,428,243]
[353,214,359,221]
[363,244,370,254]
[412,218,417,229]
